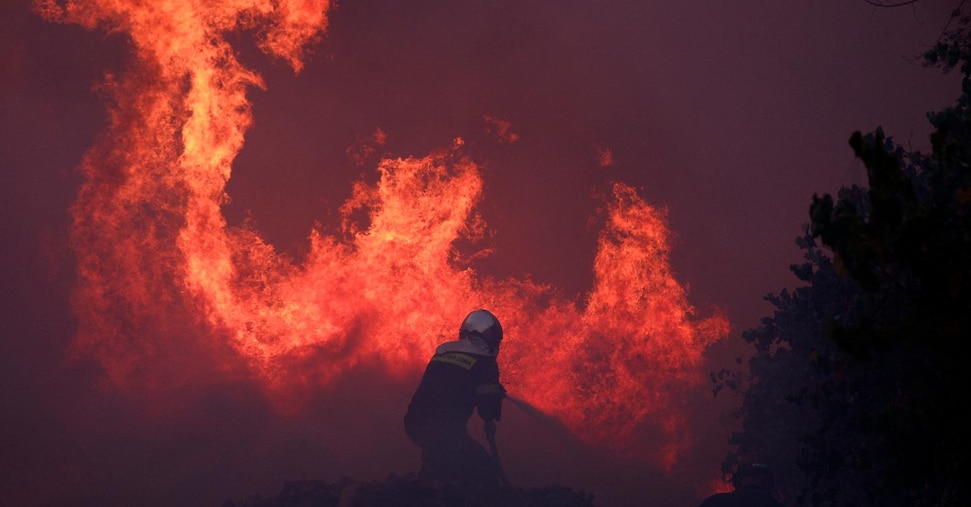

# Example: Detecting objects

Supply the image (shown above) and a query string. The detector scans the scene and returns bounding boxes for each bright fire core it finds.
[40,0,728,469]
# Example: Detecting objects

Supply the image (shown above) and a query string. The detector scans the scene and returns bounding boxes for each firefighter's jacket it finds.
[404,337,505,446]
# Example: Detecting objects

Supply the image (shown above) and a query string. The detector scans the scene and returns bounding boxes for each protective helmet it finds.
[460,309,503,353]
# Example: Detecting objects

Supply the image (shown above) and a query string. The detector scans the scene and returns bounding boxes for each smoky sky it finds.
[0,0,960,506]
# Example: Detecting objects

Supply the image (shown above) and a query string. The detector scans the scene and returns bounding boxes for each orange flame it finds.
[40,0,728,469]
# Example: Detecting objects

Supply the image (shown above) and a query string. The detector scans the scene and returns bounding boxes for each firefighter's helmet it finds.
[460,309,503,353]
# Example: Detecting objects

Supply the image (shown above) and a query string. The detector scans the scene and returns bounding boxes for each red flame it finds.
[40,0,728,470]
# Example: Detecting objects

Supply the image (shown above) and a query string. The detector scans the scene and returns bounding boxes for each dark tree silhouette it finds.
[716,14,971,507]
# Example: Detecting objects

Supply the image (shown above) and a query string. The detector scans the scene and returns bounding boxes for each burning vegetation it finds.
[36,0,730,502]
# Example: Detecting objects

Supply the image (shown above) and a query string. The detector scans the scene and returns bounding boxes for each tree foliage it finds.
[717,14,971,507]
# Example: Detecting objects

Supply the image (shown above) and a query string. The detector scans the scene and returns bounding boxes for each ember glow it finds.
[40,0,728,470]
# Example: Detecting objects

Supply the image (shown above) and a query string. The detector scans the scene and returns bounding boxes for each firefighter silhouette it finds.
[404,309,507,492]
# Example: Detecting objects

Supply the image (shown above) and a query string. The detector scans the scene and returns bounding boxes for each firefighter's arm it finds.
[484,418,497,440]
[475,382,506,421]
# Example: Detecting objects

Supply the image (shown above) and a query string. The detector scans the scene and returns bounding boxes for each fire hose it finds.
[483,395,581,494]
[483,418,512,489]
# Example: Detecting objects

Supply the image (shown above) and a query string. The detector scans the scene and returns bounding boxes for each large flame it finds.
[40,0,728,469]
